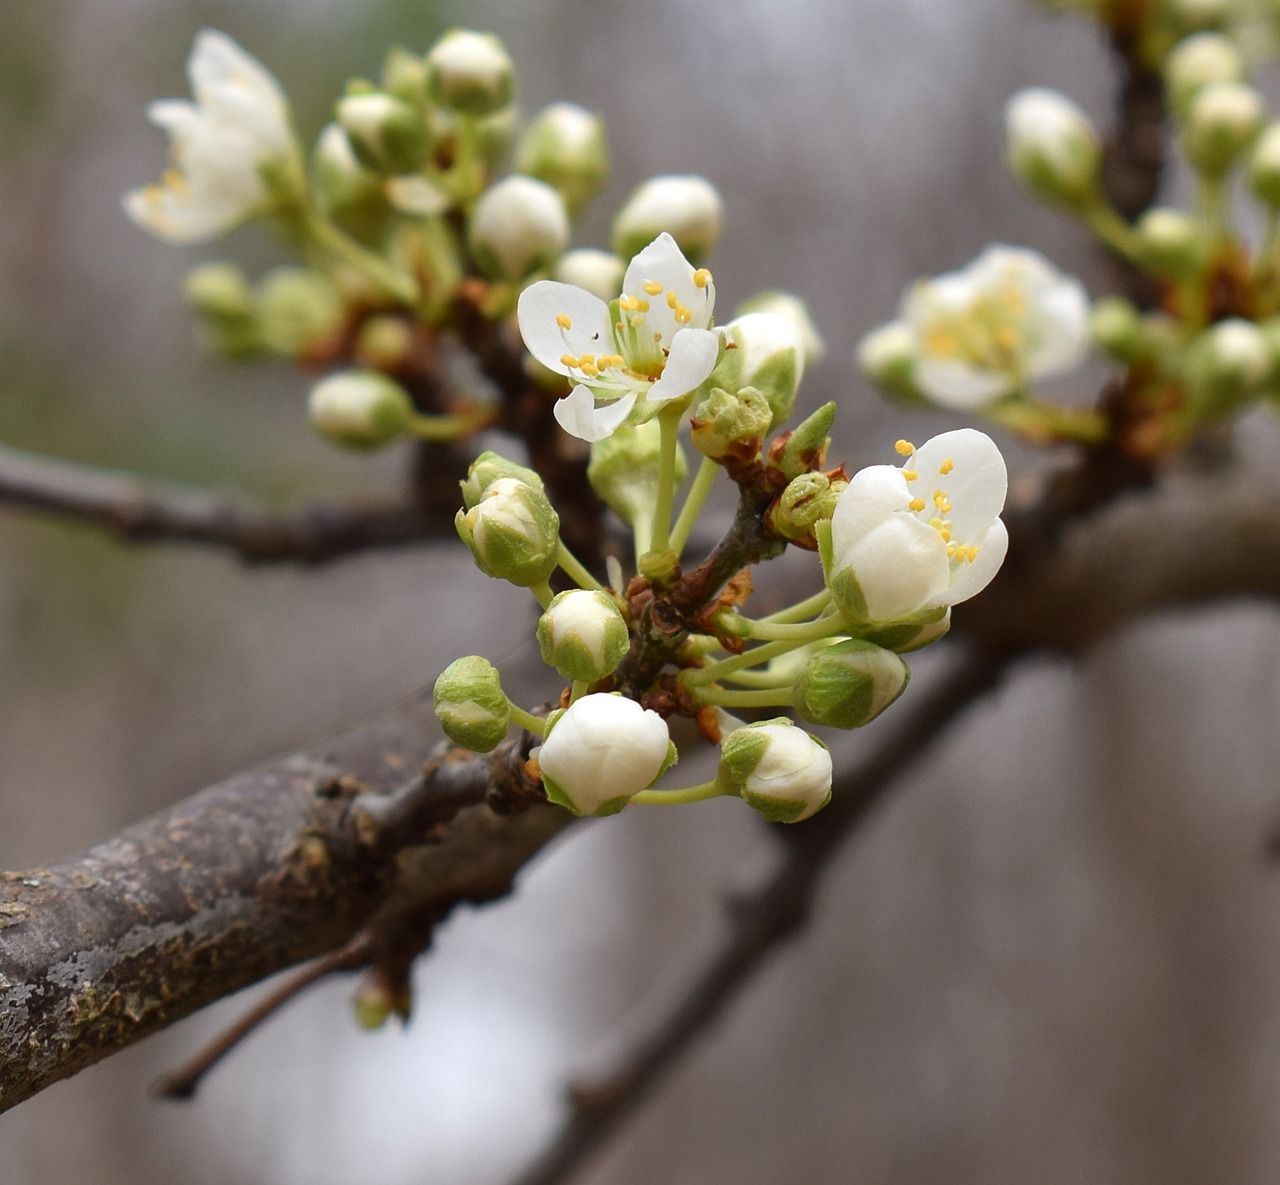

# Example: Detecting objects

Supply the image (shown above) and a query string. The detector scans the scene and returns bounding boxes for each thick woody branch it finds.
[0,441,449,564]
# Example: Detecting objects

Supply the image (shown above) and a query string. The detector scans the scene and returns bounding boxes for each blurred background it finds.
[4,0,1280,1182]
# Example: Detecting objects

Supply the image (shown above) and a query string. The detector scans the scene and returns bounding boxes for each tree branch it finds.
[0,441,450,564]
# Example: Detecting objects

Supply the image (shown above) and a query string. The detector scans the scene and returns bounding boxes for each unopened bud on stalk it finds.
[467,176,569,281]
[185,262,252,322]
[1249,123,1280,206]
[537,590,630,683]
[611,175,724,265]
[707,312,806,427]
[257,268,344,356]
[716,719,832,823]
[1182,81,1264,176]
[791,639,911,730]
[1164,33,1245,118]
[460,451,546,510]
[1003,87,1102,209]
[514,103,610,218]
[455,477,560,587]
[689,386,773,462]
[308,370,414,450]
[857,321,921,404]
[1134,207,1206,277]
[337,91,430,176]
[553,249,626,302]
[312,123,385,215]
[354,315,415,371]
[424,30,515,116]
[1090,296,1146,364]
[381,46,429,103]
[768,472,846,548]
[734,291,825,366]
[1185,317,1273,406]
[432,655,511,753]
[860,608,952,654]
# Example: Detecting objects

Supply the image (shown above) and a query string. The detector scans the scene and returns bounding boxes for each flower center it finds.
[895,440,981,566]
[920,280,1029,372]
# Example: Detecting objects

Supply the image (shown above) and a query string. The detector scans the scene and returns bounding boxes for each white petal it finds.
[122,183,237,244]
[844,515,951,622]
[941,517,1009,605]
[517,282,614,375]
[553,387,636,442]
[385,174,450,216]
[646,328,720,404]
[909,429,1008,542]
[622,232,715,343]
[914,358,1012,409]
[829,464,912,566]
[1025,276,1090,376]
[189,30,287,115]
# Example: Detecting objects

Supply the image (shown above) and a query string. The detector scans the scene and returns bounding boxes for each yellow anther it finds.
[636,299,650,312]
[580,362,599,378]
[598,354,624,369]
[653,332,663,342]
[895,440,916,457]
[579,353,595,365]
[630,315,645,327]
[693,268,713,288]
[643,280,664,296]
[162,167,187,191]
[947,544,957,557]
[667,290,680,309]
[968,545,981,560]
[939,458,955,475]
[909,498,927,512]
[556,313,572,330]
[560,353,579,368]
[941,529,952,543]
[619,295,641,311]
[616,322,625,333]
[902,469,919,481]
[675,307,693,325]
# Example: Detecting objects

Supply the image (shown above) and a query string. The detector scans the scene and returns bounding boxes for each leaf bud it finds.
[337,91,430,176]
[432,655,511,753]
[553,248,626,302]
[1133,207,1206,278]
[734,290,825,366]
[791,639,910,730]
[308,370,414,450]
[467,176,569,281]
[1182,81,1263,177]
[690,386,773,462]
[257,267,344,357]
[460,451,546,510]
[716,719,832,824]
[1003,88,1102,209]
[587,420,687,528]
[768,472,845,548]
[514,102,610,219]
[1164,32,1245,118]
[706,312,805,427]
[769,401,836,480]
[537,590,631,683]
[1090,295,1146,364]
[611,174,724,265]
[455,477,560,587]
[424,30,515,117]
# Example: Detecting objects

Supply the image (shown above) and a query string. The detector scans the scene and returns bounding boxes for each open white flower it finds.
[899,244,1089,410]
[516,232,720,441]
[825,429,1009,624]
[123,30,296,244]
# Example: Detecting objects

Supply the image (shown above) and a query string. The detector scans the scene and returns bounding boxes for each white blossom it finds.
[901,244,1090,409]
[517,233,720,441]
[825,429,1009,624]
[123,30,296,244]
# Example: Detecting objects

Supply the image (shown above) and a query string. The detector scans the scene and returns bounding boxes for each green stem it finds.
[729,611,847,643]
[668,457,721,556]
[1196,177,1232,242]
[406,407,498,442]
[718,667,796,689]
[692,686,795,709]
[570,680,589,703]
[758,588,832,625]
[531,582,555,611]
[557,543,603,591]
[508,705,547,737]
[631,511,655,568]
[647,404,685,555]
[684,619,847,688]
[631,779,726,807]
[1080,200,1142,262]
[303,207,418,304]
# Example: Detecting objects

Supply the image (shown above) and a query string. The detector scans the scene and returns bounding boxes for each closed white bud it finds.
[460,450,546,510]
[717,720,832,824]
[611,175,724,265]
[309,370,413,450]
[791,640,910,730]
[1249,122,1280,205]
[535,693,674,816]
[1165,33,1247,119]
[1090,296,1145,364]
[553,248,626,302]
[537,590,630,683]
[1134,207,1206,277]
[455,477,560,587]
[1183,81,1264,176]
[258,268,344,357]
[514,103,610,218]
[706,312,806,427]
[337,91,429,176]
[1185,317,1273,405]
[424,30,515,117]
[468,176,569,281]
[311,122,384,214]
[1004,87,1102,209]
[184,262,253,323]
[857,320,920,402]
[432,655,510,752]
[734,290,825,366]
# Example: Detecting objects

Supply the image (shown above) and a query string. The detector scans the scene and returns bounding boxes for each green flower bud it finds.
[1003,88,1102,210]
[1249,122,1280,206]
[716,719,832,824]
[184,262,252,322]
[354,314,415,371]
[460,451,546,509]
[1164,33,1245,119]
[257,268,344,357]
[1182,81,1263,176]
[706,312,805,427]
[768,472,845,547]
[468,176,569,281]
[857,320,922,404]
[769,401,836,480]
[859,608,951,654]
[1134,207,1206,278]
[734,290,825,366]
[791,639,910,730]
[537,589,630,682]
[470,104,520,172]
[587,420,687,528]
[1184,317,1273,407]
[433,655,510,752]
[611,174,724,265]
[514,103,610,219]
[424,30,515,117]
[381,46,429,103]
[690,386,773,462]
[308,370,414,450]
[311,123,385,217]
[455,477,560,587]
[337,92,430,176]
[553,248,626,302]
[1090,295,1145,364]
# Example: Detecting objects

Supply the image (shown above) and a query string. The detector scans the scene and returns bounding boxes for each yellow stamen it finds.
[616,322,625,333]
[674,307,693,325]
[556,313,572,330]
[895,440,915,457]
[909,498,927,512]
[598,354,624,368]
[693,268,713,288]
[579,353,595,366]
[636,299,650,312]
[643,280,663,296]
[560,354,579,368]
[939,459,955,475]
[667,290,680,310]
[902,469,918,481]
[580,363,599,378]
[630,315,645,327]
[619,295,641,312]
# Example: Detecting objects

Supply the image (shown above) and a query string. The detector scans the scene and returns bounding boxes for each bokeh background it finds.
[4,1,1280,1182]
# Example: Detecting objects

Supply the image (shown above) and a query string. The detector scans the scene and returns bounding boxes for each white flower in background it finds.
[1003,88,1101,208]
[825,429,1009,624]
[535,693,674,816]
[895,244,1090,410]
[611,175,724,264]
[517,233,720,441]
[123,30,297,243]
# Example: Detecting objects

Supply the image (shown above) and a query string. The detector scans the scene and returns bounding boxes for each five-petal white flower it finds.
[897,244,1090,410]
[516,232,720,441]
[825,428,1009,624]
[123,30,297,244]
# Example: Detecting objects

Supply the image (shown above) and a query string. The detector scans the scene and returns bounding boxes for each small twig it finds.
[150,931,378,1100]
[506,649,1007,1185]
[0,441,450,564]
